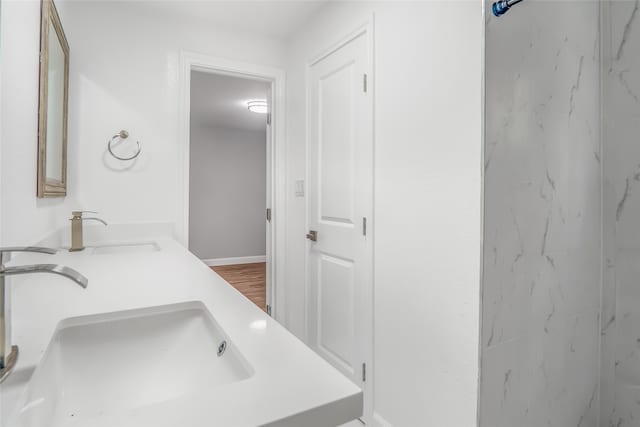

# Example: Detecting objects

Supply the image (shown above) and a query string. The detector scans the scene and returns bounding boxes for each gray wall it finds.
[481,1,601,426]
[189,125,266,260]
[601,1,640,425]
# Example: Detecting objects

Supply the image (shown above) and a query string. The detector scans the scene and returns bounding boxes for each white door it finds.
[306,31,373,418]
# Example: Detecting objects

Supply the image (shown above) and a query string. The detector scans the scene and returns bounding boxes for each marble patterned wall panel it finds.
[602,0,640,425]
[482,1,601,426]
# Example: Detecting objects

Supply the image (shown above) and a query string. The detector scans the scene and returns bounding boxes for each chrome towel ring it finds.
[108,130,141,161]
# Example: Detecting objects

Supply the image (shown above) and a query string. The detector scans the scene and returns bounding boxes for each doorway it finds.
[180,53,286,318]
[189,71,270,311]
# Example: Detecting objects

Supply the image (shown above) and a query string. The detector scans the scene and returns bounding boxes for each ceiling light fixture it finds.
[247,100,268,114]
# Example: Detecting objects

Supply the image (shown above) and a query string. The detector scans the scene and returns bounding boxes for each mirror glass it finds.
[45,20,65,182]
[37,0,69,198]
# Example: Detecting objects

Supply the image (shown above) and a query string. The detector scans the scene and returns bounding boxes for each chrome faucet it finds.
[0,247,88,383]
[70,211,108,252]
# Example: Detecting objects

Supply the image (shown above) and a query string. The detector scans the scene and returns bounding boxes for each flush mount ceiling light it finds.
[247,100,268,114]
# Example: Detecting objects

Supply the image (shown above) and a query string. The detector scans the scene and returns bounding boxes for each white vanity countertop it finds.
[0,235,362,426]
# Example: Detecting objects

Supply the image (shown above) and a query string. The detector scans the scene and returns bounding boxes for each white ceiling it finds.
[190,71,271,132]
[147,1,329,40]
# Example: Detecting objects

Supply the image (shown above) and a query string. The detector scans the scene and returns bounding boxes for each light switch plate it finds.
[295,180,305,197]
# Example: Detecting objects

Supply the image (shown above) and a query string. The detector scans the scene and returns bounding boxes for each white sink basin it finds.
[13,302,253,426]
[89,241,160,255]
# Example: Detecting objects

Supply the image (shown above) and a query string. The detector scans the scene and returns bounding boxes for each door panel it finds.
[317,254,355,374]
[319,62,356,225]
[307,30,372,417]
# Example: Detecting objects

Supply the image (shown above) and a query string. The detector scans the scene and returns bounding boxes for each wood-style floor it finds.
[211,263,266,311]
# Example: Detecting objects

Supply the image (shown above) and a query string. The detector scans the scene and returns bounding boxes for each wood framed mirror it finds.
[37,0,69,198]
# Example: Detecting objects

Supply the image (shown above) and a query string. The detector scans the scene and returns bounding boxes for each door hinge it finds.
[362,363,366,382]
[363,74,368,93]
[266,208,272,222]
[362,217,367,236]
[266,113,272,126]
[266,304,272,316]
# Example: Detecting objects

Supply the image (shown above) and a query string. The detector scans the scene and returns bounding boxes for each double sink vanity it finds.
[3,0,363,423]
[0,223,362,426]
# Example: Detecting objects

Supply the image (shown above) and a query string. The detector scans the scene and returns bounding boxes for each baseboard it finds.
[371,412,393,427]
[202,255,266,266]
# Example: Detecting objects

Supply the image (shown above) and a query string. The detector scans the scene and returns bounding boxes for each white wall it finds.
[481,1,601,426]
[0,0,287,246]
[188,125,266,260]
[52,0,286,238]
[0,0,77,247]
[285,2,482,425]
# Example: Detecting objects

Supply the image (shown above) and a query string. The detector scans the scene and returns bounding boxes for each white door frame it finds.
[304,17,375,423]
[179,51,286,320]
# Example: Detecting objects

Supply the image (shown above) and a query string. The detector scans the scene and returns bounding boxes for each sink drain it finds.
[217,340,227,357]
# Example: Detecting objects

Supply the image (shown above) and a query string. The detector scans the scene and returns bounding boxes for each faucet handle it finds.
[0,247,57,265]
[72,211,98,217]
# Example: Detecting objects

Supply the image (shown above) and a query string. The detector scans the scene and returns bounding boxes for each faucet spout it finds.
[1,264,88,288]
[0,247,88,382]
[83,217,108,226]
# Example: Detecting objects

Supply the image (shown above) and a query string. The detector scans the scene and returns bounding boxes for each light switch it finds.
[295,180,305,197]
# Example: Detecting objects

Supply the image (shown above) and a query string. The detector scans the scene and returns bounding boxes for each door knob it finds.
[306,230,318,242]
